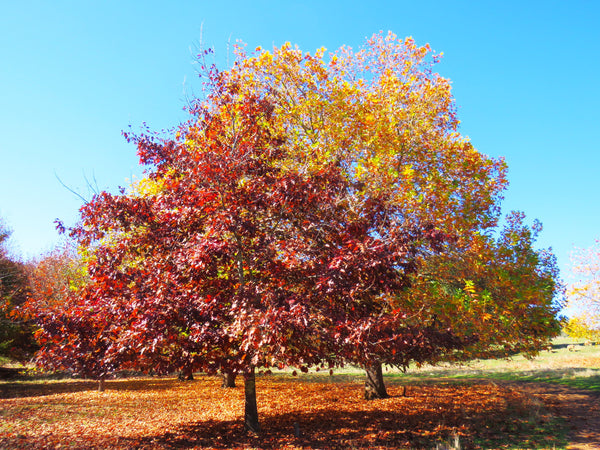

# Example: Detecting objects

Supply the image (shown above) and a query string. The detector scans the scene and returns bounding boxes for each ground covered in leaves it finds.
[1,371,590,449]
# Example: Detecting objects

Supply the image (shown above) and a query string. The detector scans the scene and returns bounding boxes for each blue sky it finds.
[1,1,599,290]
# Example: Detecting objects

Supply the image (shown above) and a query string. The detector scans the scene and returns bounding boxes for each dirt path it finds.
[516,382,600,449]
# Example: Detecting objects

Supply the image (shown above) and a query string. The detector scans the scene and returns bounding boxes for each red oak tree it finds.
[34,72,464,431]
[37,76,434,430]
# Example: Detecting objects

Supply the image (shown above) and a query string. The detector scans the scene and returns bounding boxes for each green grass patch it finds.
[473,368,600,392]
[471,415,569,450]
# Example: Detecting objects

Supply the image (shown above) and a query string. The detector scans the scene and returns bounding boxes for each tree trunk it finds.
[244,367,260,433]
[98,378,105,392]
[178,369,194,381]
[364,362,388,400]
[221,370,237,388]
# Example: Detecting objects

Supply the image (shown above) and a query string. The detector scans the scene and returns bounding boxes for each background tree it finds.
[22,244,116,390]
[0,219,35,362]
[25,243,88,312]
[567,239,600,336]
[563,315,600,342]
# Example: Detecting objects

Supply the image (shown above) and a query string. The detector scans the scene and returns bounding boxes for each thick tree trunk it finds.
[98,378,105,392]
[221,370,237,388]
[244,367,260,433]
[364,362,388,400]
[178,369,194,381]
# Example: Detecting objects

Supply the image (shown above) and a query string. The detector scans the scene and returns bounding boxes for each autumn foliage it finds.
[25,32,562,432]
[0,219,35,362]
[403,212,563,362]
[566,239,600,339]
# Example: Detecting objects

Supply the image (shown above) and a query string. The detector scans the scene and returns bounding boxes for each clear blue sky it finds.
[1,1,599,289]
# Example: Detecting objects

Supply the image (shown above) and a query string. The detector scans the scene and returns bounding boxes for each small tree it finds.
[404,212,563,362]
[21,244,112,385]
[568,239,600,334]
[563,315,600,342]
[25,244,88,311]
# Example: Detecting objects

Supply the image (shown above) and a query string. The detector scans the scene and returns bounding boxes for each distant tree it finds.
[25,243,88,312]
[21,244,95,372]
[0,219,35,362]
[21,244,117,389]
[567,239,600,334]
[563,315,600,342]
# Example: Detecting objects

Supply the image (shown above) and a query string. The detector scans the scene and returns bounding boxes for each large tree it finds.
[218,32,516,396]
[33,32,562,431]
[42,85,374,430]
[37,68,462,431]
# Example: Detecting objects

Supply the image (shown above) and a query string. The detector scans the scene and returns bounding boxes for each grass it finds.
[268,336,600,391]
[388,336,600,393]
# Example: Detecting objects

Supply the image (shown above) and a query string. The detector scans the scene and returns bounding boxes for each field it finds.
[1,337,599,449]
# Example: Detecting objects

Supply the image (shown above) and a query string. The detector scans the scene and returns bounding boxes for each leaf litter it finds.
[0,374,574,449]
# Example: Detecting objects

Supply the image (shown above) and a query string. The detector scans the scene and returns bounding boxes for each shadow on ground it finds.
[121,395,567,449]
[516,381,600,450]
[386,367,600,393]
[0,377,179,399]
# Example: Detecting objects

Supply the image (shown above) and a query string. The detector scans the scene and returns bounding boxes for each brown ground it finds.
[1,374,599,449]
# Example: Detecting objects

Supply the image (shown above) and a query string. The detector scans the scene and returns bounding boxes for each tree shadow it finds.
[0,367,27,380]
[0,376,181,399]
[514,380,600,449]
[0,380,100,399]
[121,395,567,449]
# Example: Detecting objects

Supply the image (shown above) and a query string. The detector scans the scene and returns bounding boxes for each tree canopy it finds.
[28,32,562,431]
[403,212,563,361]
